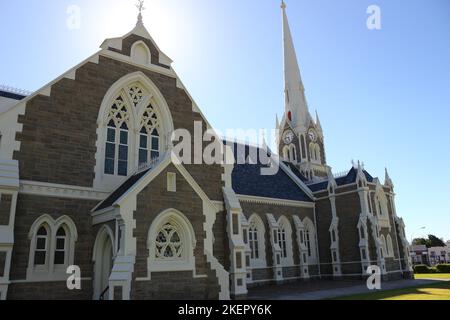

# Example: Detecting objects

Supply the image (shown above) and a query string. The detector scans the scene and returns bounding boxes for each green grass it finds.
[335,281,450,300]
[414,273,450,280]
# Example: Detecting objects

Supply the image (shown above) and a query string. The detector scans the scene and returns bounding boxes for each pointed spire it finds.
[275,113,280,130]
[282,1,309,133]
[315,110,323,133]
[385,167,394,188]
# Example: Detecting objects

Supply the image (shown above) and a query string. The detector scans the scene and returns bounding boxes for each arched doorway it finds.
[93,226,115,300]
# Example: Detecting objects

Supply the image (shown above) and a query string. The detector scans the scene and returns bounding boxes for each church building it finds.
[0,2,412,300]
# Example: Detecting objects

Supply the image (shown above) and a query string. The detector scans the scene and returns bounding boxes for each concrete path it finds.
[248,279,448,300]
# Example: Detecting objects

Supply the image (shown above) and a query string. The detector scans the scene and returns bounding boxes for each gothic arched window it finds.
[248,215,267,268]
[278,227,287,258]
[387,235,394,258]
[277,217,294,266]
[104,95,130,176]
[290,145,297,162]
[139,104,161,166]
[28,216,78,280]
[303,218,317,264]
[155,223,183,260]
[54,227,68,265]
[147,209,196,273]
[34,225,49,266]
[249,224,259,260]
[300,135,306,159]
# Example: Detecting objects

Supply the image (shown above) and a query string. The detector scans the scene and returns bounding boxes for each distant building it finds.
[410,245,429,265]
[428,246,450,266]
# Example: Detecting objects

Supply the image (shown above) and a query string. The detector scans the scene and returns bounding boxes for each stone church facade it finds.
[0,3,412,300]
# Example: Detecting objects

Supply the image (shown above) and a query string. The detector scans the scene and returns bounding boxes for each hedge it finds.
[414,264,450,274]
[414,264,431,274]
[436,264,450,273]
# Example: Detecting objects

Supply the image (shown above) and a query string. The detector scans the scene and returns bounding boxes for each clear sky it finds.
[1,0,449,242]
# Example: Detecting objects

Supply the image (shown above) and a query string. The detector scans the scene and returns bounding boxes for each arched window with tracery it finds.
[155,223,183,260]
[139,104,161,166]
[104,95,130,176]
[147,209,196,273]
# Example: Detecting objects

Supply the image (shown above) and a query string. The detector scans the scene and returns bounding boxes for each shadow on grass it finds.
[335,282,450,300]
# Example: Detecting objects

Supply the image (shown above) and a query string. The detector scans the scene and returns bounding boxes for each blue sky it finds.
[1,0,449,242]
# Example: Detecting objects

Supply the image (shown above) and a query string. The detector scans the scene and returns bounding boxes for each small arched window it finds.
[248,215,266,268]
[277,227,287,258]
[277,217,294,266]
[34,226,49,266]
[303,218,317,264]
[249,224,259,260]
[290,145,297,162]
[104,95,130,176]
[309,143,315,161]
[131,41,151,65]
[54,227,67,265]
[315,144,321,163]
[155,223,183,260]
[282,146,289,160]
[28,215,78,280]
[387,235,394,258]
[300,135,306,159]
[147,209,196,273]
[380,235,387,258]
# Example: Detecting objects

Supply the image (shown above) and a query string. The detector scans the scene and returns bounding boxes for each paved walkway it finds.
[248,279,448,300]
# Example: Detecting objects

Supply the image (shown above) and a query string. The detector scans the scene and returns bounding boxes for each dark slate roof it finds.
[95,168,150,211]
[307,167,375,192]
[0,90,27,101]
[283,161,309,182]
[224,141,313,202]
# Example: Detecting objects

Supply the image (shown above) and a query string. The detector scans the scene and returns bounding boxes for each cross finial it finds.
[136,0,146,24]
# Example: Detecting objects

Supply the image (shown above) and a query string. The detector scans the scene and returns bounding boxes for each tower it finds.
[277,1,327,180]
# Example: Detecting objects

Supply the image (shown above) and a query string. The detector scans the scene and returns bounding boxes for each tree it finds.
[412,235,446,248]
[428,235,446,247]
[412,238,428,246]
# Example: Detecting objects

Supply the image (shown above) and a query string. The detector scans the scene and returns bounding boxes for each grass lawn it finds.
[335,281,450,300]
[414,273,450,280]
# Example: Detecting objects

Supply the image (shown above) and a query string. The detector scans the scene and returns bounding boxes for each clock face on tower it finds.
[283,130,294,145]
[308,129,316,142]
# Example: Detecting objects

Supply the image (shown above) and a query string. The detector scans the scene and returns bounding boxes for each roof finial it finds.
[136,0,146,24]
[281,1,286,10]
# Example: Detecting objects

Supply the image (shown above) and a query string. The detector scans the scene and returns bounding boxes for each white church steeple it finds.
[282,1,310,133]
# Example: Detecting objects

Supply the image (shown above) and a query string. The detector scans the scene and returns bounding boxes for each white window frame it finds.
[277,216,294,266]
[94,73,175,192]
[147,209,196,273]
[27,215,78,281]
[303,217,318,264]
[248,214,267,269]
